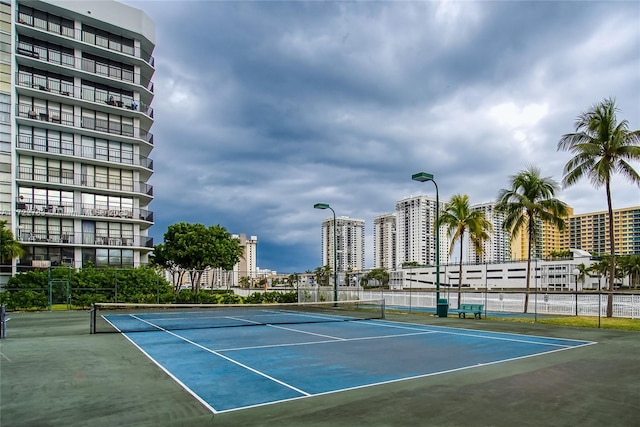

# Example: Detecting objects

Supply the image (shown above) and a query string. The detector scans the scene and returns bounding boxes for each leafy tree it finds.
[150,243,185,292]
[287,273,300,289]
[439,194,492,309]
[239,276,251,288]
[0,220,24,264]
[360,268,389,289]
[314,265,332,286]
[402,261,421,268]
[558,98,640,316]
[618,255,640,289]
[574,263,589,290]
[548,250,572,259]
[155,222,244,294]
[496,165,569,313]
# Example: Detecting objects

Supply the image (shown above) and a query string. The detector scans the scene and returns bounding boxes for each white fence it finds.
[233,286,640,319]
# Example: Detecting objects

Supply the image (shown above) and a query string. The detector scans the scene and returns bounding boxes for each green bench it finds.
[457,303,484,319]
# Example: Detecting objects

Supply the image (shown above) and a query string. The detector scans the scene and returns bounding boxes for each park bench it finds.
[457,303,484,319]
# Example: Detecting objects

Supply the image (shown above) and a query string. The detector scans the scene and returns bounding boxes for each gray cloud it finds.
[126,0,640,272]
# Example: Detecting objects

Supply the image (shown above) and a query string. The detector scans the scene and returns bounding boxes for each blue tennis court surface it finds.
[105,313,595,413]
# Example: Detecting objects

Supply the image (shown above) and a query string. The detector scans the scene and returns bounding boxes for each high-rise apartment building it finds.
[234,234,258,277]
[2,0,155,282]
[373,212,396,269]
[565,206,640,256]
[466,202,510,263]
[508,207,574,261]
[319,216,364,272]
[395,195,448,267]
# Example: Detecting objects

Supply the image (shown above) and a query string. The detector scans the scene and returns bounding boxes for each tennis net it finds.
[90,299,385,334]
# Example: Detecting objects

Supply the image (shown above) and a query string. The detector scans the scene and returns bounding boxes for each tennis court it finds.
[95,301,594,413]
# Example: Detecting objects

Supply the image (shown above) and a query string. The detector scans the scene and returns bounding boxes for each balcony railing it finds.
[17,167,153,197]
[16,11,155,67]
[16,198,153,222]
[17,230,154,248]
[16,104,154,145]
[16,135,153,170]
[15,41,154,94]
[16,72,154,118]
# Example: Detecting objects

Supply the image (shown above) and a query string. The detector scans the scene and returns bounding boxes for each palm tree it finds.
[557,97,640,317]
[574,263,589,290]
[0,220,24,265]
[496,166,569,313]
[439,194,492,309]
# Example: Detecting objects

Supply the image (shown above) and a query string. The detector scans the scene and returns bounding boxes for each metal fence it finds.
[233,286,640,319]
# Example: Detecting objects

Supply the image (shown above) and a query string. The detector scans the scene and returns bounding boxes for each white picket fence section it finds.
[234,286,640,319]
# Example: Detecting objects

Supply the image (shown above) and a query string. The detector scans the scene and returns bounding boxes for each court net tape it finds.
[90,299,385,334]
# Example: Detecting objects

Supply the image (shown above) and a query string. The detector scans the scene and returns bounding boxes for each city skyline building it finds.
[466,202,510,264]
[565,206,640,256]
[373,212,396,270]
[2,0,156,283]
[394,195,448,267]
[319,216,365,272]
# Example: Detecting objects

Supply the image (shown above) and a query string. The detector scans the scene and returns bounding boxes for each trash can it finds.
[437,299,449,318]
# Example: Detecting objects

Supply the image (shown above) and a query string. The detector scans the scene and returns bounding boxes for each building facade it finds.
[319,216,365,273]
[373,212,396,269]
[2,0,155,283]
[395,195,448,267]
[466,202,510,263]
[234,233,258,277]
[565,206,640,256]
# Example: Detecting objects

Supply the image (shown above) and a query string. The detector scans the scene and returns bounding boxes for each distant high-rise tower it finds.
[466,202,510,263]
[564,206,640,256]
[373,213,396,269]
[2,0,155,284]
[319,216,365,272]
[395,195,448,266]
[236,234,258,277]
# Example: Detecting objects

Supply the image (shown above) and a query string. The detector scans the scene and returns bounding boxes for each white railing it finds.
[232,286,640,319]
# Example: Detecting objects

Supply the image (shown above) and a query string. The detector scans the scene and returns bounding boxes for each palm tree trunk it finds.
[524,219,533,314]
[457,237,463,309]
[606,182,615,317]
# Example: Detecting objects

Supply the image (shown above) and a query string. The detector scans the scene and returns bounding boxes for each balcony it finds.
[17,231,154,248]
[17,167,153,198]
[16,104,153,145]
[16,135,153,171]
[16,198,154,223]
[16,10,155,68]
[16,74,154,119]
[15,41,154,95]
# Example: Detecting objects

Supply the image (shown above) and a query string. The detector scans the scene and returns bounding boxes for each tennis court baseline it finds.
[100,304,595,413]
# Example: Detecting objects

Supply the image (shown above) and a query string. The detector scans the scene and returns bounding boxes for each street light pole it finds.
[314,203,338,303]
[412,172,441,312]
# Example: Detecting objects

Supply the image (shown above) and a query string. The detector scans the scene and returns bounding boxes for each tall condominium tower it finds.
[395,195,448,267]
[564,206,640,256]
[319,216,365,272]
[2,0,155,282]
[510,207,574,261]
[373,212,396,269]
[234,234,258,277]
[466,202,510,263]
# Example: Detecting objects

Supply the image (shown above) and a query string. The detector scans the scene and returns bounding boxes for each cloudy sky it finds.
[123,0,640,273]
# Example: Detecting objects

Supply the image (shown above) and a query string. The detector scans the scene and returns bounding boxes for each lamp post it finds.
[572,267,580,316]
[412,172,441,315]
[314,203,338,303]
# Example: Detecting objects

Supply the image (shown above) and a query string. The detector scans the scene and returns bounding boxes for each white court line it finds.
[129,314,311,400]
[358,320,597,348]
[110,313,596,415]
[214,335,596,414]
[216,328,437,352]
